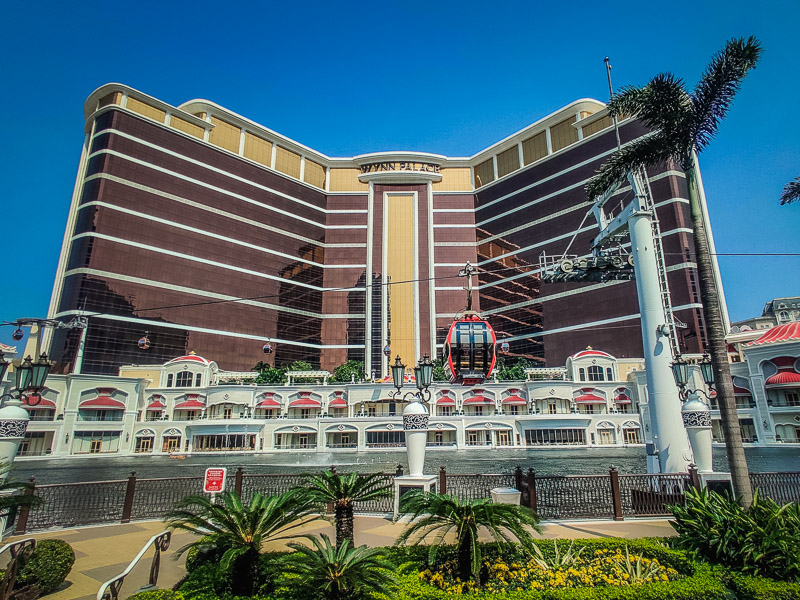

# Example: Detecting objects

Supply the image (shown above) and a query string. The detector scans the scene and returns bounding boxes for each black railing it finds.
[13,465,800,534]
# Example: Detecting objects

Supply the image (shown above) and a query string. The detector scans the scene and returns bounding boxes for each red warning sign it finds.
[203,467,227,493]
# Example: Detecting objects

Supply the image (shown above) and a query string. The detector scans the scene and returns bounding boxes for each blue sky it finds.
[1,0,798,350]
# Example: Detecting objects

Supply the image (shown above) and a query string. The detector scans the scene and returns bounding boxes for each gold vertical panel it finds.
[386,194,416,366]
[550,116,579,152]
[433,168,473,191]
[580,111,593,119]
[581,115,613,137]
[304,159,326,189]
[193,112,207,120]
[244,132,273,166]
[98,92,121,109]
[171,115,205,139]
[329,169,368,191]
[474,158,494,188]
[275,146,301,179]
[522,131,548,165]
[126,97,166,123]
[496,147,520,178]
[209,116,241,153]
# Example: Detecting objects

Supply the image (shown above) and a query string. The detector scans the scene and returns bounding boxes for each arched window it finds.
[779,311,789,321]
[588,366,604,381]
[176,371,193,387]
[195,373,202,387]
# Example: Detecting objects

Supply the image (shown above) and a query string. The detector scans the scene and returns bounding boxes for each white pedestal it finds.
[393,475,438,517]
[700,472,733,496]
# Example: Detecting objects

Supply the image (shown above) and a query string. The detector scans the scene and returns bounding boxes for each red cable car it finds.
[443,262,498,386]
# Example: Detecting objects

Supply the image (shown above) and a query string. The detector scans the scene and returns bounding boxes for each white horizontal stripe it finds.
[80,201,365,269]
[65,268,363,319]
[85,173,366,249]
[72,232,365,292]
[659,227,693,237]
[95,128,368,215]
[475,225,597,267]
[480,201,593,244]
[434,242,475,247]
[433,209,475,213]
[432,223,475,228]
[89,149,366,231]
[54,311,363,349]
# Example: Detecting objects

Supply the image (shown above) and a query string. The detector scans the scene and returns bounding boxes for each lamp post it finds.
[391,354,437,514]
[0,352,52,469]
[671,354,714,473]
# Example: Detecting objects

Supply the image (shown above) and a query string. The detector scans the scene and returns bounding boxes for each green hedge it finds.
[729,574,800,600]
[16,539,76,595]
[128,592,185,600]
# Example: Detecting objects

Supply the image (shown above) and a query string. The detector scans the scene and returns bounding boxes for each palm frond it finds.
[610,74,692,136]
[585,133,679,199]
[691,36,762,152]
[780,176,800,205]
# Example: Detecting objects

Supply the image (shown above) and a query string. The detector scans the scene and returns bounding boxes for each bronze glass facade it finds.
[47,85,710,375]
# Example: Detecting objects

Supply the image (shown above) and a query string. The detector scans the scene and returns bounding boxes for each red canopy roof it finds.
[80,396,126,410]
[146,401,165,411]
[733,385,752,397]
[436,397,455,406]
[765,371,800,387]
[174,400,204,410]
[575,394,605,404]
[462,396,494,405]
[746,322,800,346]
[615,394,632,404]
[257,397,281,408]
[502,395,527,405]
[329,397,347,408]
[289,398,321,408]
[23,395,56,409]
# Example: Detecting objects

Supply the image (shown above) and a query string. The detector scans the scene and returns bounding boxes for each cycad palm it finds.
[585,37,762,506]
[280,534,396,600]
[298,471,392,547]
[165,490,320,596]
[0,462,40,516]
[396,491,541,582]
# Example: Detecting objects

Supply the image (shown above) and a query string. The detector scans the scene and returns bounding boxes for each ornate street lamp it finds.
[670,353,715,474]
[391,356,406,392]
[390,354,436,479]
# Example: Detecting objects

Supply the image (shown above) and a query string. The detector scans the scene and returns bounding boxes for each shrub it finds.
[184,538,225,573]
[16,539,75,595]
[128,592,185,600]
[729,574,800,600]
[670,488,800,580]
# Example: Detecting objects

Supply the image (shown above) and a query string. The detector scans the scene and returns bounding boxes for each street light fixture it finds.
[670,353,714,401]
[391,353,434,403]
[2,354,52,407]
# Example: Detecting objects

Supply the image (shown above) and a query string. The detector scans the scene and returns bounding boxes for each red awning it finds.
[502,395,527,405]
[575,394,605,404]
[328,398,347,408]
[23,395,56,409]
[765,371,800,387]
[146,401,165,411]
[437,397,455,406]
[615,394,632,404]
[80,397,126,410]
[733,385,752,397]
[174,400,205,410]
[289,399,321,408]
[462,396,494,405]
[257,398,281,408]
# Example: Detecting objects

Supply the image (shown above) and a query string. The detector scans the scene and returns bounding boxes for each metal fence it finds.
[14,466,800,534]
[750,472,800,504]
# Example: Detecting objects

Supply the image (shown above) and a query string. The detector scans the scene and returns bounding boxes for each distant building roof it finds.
[745,322,800,347]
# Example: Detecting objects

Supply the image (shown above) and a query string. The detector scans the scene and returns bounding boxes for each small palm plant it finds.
[298,471,392,547]
[165,490,321,597]
[280,534,396,600]
[396,491,541,582]
[0,462,40,517]
[529,540,586,569]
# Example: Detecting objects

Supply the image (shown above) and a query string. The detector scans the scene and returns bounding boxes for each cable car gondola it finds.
[443,263,498,386]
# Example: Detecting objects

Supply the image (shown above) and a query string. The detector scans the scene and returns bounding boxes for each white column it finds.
[629,211,692,473]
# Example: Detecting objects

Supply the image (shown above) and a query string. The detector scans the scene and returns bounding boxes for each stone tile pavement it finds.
[8,517,675,599]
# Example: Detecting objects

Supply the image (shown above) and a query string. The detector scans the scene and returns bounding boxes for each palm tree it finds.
[280,534,396,600]
[780,177,800,205]
[0,462,40,517]
[585,37,762,507]
[395,491,541,582]
[298,471,392,548]
[165,490,321,597]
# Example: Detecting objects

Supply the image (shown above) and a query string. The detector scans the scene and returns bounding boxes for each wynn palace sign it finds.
[359,162,441,174]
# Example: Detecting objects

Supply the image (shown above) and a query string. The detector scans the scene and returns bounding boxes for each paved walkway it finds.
[10,517,676,600]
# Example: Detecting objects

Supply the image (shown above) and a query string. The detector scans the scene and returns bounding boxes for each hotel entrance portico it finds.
[274,425,318,449]
[464,422,514,447]
[187,425,259,451]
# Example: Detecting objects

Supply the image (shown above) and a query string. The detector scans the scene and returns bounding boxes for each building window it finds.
[439,406,451,416]
[606,367,613,381]
[474,406,484,416]
[588,366,604,381]
[579,368,586,381]
[300,408,311,419]
[786,392,800,407]
[474,158,494,188]
[176,371,193,387]
[195,373,202,386]
[167,374,173,387]
[525,428,585,445]
[548,402,557,414]
[509,405,520,415]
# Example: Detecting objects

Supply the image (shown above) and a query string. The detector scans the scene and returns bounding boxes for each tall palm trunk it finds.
[334,502,354,548]
[685,156,753,507]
